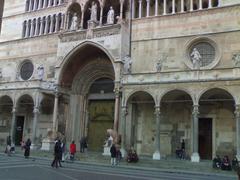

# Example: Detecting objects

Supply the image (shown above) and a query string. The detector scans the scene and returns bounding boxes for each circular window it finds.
[189,42,215,68]
[20,61,34,80]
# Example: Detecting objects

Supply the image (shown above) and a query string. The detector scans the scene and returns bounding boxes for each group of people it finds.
[213,155,239,171]
[176,139,186,160]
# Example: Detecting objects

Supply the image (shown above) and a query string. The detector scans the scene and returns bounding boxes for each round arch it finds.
[57,40,116,85]
[0,95,13,104]
[125,90,156,107]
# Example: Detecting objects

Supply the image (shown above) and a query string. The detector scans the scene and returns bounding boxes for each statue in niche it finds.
[107,6,114,24]
[123,55,132,74]
[232,53,240,67]
[70,13,78,30]
[89,1,97,22]
[37,65,44,80]
[190,48,202,69]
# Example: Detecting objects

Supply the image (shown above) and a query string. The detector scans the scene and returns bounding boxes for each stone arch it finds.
[57,40,116,85]
[125,90,156,107]
[159,88,194,106]
[197,87,236,105]
[0,95,13,106]
[16,94,34,106]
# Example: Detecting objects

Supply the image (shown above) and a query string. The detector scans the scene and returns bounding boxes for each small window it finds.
[20,61,34,80]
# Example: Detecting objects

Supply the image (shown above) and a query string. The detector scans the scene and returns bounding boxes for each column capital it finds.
[33,106,40,114]
[235,104,240,116]
[154,106,160,115]
[192,104,199,115]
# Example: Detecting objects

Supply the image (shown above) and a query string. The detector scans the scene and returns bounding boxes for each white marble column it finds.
[38,0,41,9]
[190,0,193,11]
[191,105,200,162]
[10,106,17,145]
[235,104,240,160]
[31,106,39,148]
[50,16,54,33]
[99,6,103,26]
[30,21,34,37]
[138,0,142,18]
[120,106,127,157]
[114,89,120,132]
[132,0,135,18]
[155,0,158,16]
[208,0,212,8]
[54,0,57,6]
[48,0,51,7]
[153,106,161,160]
[146,0,150,17]
[34,0,37,10]
[172,0,175,14]
[61,14,65,30]
[163,0,166,15]
[181,0,184,12]
[55,15,59,32]
[52,92,59,133]
[199,0,202,9]
[44,0,47,7]
[45,18,49,34]
[40,19,44,35]
[120,0,124,20]
[25,22,29,37]
[80,12,84,29]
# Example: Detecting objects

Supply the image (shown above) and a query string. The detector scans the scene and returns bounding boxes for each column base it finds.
[153,151,161,160]
[191,152,200,162]
[120,148,126,158]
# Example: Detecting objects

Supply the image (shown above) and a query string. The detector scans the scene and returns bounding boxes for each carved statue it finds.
[232,53,240,67]
[123,55,132,73]
[70,13,78,30]
[190,48,202,69]
[156,53,167,72]
[37,65,44,80]
[89,2,97,22]
[107,6,114,24]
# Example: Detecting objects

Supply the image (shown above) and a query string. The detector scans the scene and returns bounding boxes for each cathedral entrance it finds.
[59,42,116,149]
[198,118,212,160]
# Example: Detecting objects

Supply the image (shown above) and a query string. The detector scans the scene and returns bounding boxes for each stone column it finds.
[99,6,103,26]
[30,21,34,37]
[132,0,135,18]
[31,106,39,148]
[120,0,124,20]
[181,0,184,12]
[34,0,37,10]
[199,0,202,10]
[40,19,43,35]
[29,0,33,11]
[172,0,175,14]
[191,105,200,162]
[54,0,58,6]
[113,89,120,132]
[38,0,41,9]
[163,0,166,15]
[138,0,142,18]
[235,104,240,160]
[61,14,65,30]
[208,0,212,8]
[146,0,150,17]
[50,16,54,33]
[25,23,29,37]
[120,106,127,157]
[153,106,161,160]
[190,0,193,11]
[44,0,47,7]
[10,106,17,145]
[154,0,158,16]
[55,15,59,32]
[52,92,59,133]
[80,12,84,29]
[48,0,51,7]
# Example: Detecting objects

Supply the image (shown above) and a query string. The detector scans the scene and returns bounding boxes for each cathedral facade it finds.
[0,0,240,162]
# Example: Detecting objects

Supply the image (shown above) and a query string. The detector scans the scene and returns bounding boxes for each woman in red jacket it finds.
[69,141,76,161]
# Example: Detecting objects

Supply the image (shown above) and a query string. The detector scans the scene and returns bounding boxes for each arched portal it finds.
[126,91,155,156]
[59,42,115,151]
[160,90,193,157]
[199,88,235,160]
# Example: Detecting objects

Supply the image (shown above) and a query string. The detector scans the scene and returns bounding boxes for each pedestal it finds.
[41,138,55,151]
[191,152,200,162]
[153,151,161,160]
[102,145,111,156]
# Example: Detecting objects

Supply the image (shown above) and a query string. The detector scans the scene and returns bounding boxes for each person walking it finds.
[5,135,11,156]
[51,140,62,168]
[24,139,31,158]
[80,137,87,153]
[110,144,117,166]
[70,141,76,162]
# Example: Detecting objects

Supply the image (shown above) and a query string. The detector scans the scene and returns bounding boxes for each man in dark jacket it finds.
[51,140,62,168]
[24,139,31,158]
[110,144,117,166]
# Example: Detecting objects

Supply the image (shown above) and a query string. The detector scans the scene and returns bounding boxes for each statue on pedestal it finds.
[89,2,97,22]
[37,65,44,80]
[70,13,78,31]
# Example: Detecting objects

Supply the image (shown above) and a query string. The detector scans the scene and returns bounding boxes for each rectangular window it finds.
[0,0,4,34]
